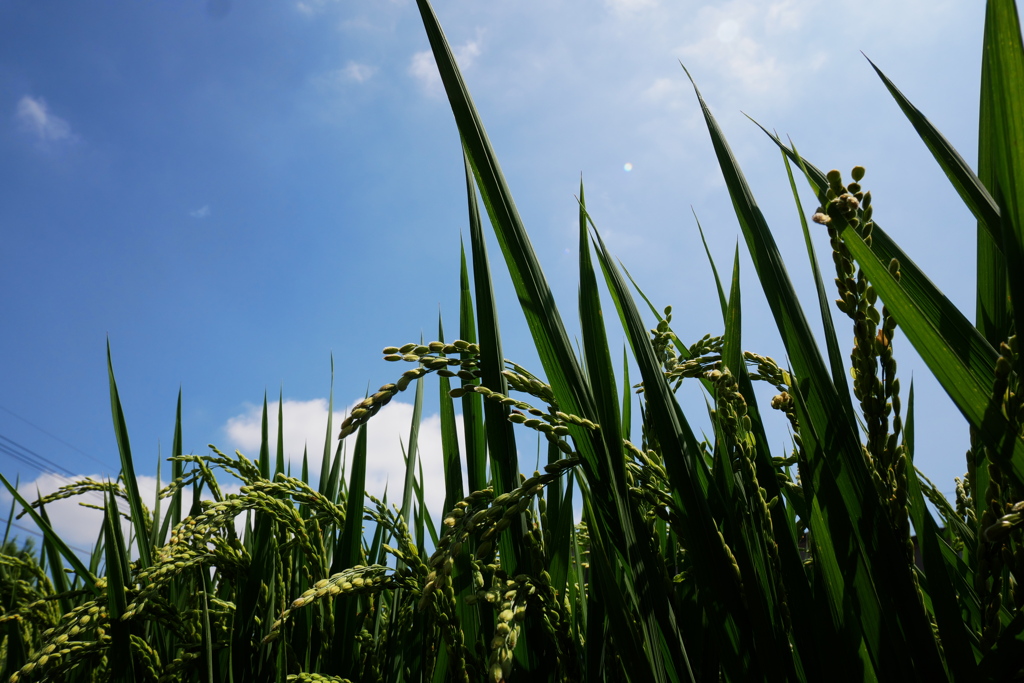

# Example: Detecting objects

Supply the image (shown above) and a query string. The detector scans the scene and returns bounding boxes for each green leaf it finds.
[903,383,981,679]
[458,233,487,494]
[320,355,336,496]
[694,211,729,319]
[107,340,152,568]
[866,56,1002,243]
[722,246,742,375]
[784,147,853,407]
[0,473,98,592]
[437,316,465,515]
[103,488,137,682]
[330,422,369,675]
[686,65,946,679]
[276,388,286,477]
[754,124,1002,389]
[400,366,424,527]
[980,0,1024,341]
[839,223,1024,490]
[461,144,524,576]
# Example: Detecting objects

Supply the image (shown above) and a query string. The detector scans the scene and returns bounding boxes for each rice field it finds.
[2,0,1023,680]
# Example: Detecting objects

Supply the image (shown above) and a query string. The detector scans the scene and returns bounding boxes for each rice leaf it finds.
[784,147,852,406]
[458,231,487,494]
[437,317,465,515]
[320,356,336,496]
[106,341,151,568]
[685,65,947,678]
[329,421,368,676]
[839,223,1024,490]
[902,382,981,679]
[980,0,1024,336]
[866,57,1001,242]
[694,211,729,319]
[276,388,286,477]
[103,488,137,682]
[0,473,98,592]
[400,368,424,527]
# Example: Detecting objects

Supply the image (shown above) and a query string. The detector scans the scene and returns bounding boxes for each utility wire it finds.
[0,404,112,470]
[0,433,78,477]
[0,516,93,555]
[0,432,131,513]
[0,413,159,557]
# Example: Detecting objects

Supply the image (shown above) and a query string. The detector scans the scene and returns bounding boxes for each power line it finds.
[0,432,131,514]
[0,433,78,477]
[0,404,112,470]
[0,516,93,555]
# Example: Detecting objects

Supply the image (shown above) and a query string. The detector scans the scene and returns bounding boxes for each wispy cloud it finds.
[295,0,329,16]
[190,205,211,219]
[669,0,822,102]
[409,38,482,95]
[311,61,378,89]
[15,95,75,143]
[340,61,377,84]
[605,0,658,13]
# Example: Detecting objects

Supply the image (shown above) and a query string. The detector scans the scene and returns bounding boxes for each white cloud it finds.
[295,0,328,16]
[643,77,683,104]
[15,95,74,143]
[605,0,658,13]
[190,205,211,219]
[674,0,821,97]
[409,51,440,93]
[222,397,465,517]
[1,472,173,557]
[409,38,482,95]
[311,61,378,89]
[340,61,377,84]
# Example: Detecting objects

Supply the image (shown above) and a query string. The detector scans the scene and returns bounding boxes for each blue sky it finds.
[0,0,985,549]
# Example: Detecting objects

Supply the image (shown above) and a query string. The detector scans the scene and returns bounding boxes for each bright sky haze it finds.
[0,0,984,551]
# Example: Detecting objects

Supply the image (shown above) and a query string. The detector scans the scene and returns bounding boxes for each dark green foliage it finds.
[2,1,1024,681]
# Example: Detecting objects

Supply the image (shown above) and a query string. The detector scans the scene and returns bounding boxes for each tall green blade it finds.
[259,393,271,480]
[320,356,335,496]
[721,246,742,375]
[458,232,487,494]
[981,0,1024,336]
[276,388,286,477]
[839,223,1024,489]
[686,67,946,679]
[169,389,185,536]
[419,3,695,675]
[579,184,686,682]
[437,316,464,514]
[417,0,588,426]
[103,488,137,682]
[620,345,632,442]
[233,395,278,682]
[461,146,524,580]
[902,384,980,680]
[784,148,852,406]
[866,57,1002,242]
[590,220,751,679]
[330,422,368,675]
[400,371,424,526]
[107,340,152,568]
[755,124,1002,386]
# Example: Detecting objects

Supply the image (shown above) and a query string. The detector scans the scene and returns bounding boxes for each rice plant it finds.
[1,0,1023,680]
